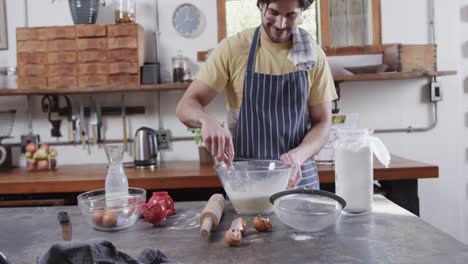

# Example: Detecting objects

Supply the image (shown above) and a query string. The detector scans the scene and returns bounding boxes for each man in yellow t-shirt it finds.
[176,0,337,189]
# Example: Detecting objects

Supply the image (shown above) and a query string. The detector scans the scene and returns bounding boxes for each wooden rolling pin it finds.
[199,194,225,237]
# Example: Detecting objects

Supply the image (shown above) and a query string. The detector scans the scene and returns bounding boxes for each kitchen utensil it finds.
[214,160,293,215]
[121,95,127,152]
[134,127,158,168]
[269,189,346,233]
[0,110,15,169]
[96,101,103,143]
[64,96,73,142]
[199,193,225,237]
[20,96,40,153]
[79,101,87,148]
[90,97,98,145]
[344,64,388,75]
[57,211,72,241]
[77,187,146,231]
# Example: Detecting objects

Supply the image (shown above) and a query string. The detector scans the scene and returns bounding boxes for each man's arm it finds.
[280,101,332,188]
[291,101,332,164]
[176,79,218,128]
[176,80,234,165]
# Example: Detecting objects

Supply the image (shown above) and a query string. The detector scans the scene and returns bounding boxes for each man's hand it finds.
[201,117,234,167]
[280,152,302,190]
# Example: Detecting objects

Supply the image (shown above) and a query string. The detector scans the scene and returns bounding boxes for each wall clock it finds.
[172,3,204,38]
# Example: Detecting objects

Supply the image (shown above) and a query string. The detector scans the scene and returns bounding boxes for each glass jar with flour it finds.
[334,129,390,215]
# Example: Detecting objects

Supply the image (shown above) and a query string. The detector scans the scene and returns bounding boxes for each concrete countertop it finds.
[1,195,467,263]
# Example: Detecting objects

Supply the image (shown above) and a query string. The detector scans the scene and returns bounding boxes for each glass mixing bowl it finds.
[77,187,146,231]
[214,160,293,215]
[270,189,346,232]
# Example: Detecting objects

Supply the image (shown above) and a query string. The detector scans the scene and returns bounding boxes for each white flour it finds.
[335,145,373,214]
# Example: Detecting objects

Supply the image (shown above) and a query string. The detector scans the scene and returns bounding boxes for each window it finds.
[216,0,382,55]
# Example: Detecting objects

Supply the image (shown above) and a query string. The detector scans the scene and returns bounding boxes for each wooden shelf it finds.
[0,82,190,96]
[334,70,457,82]
[0,70,456,96]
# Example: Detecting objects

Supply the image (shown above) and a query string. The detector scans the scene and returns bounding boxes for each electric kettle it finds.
[134,127,158,168]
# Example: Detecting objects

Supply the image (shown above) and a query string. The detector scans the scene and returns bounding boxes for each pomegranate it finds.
[147,192,175,216]
[142,200,167,225]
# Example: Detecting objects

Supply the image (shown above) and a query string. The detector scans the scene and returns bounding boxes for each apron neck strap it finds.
[246,27,261,74]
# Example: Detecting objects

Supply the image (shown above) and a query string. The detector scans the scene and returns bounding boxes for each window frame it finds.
[216,0,382,56]
[319,0,382,55]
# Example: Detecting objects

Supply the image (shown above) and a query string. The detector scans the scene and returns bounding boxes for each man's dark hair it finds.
[256,0,315,11]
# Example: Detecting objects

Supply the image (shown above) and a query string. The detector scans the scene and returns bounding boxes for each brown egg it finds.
[102,211,118,228]
[91,211,104,225]
[224,228,242,247]
[253,216,272,232]
[231,217,248,236]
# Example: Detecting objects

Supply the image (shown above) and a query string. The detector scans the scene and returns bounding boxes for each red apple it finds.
[26,143,37,153]
[37,160,49,171]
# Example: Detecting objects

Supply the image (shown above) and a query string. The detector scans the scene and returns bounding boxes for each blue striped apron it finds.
[234,27,319,189]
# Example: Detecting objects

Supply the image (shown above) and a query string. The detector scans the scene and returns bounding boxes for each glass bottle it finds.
[6,67,17,89]
[334,129,390,215]
[105,145,129,205]
[172,50,189,83]
[114,0,136,23]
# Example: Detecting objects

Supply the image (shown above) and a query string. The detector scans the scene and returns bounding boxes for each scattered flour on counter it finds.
[292,234,312,241]
[167,212,201,230]
[291,232,326,241]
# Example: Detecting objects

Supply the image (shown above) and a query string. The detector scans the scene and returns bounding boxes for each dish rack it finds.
[0,110,16,143]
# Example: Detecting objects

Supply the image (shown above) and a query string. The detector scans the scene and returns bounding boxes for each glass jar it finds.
[172,50,189,83]
[6,67,16,89]
[0,67,7,89]
[114,0,136,23]
[334,129,390,215]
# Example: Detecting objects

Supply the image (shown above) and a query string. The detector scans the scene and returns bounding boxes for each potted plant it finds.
[188,128,214,164]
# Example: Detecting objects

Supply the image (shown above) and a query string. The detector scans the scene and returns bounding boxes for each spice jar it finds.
[6,67,17,89]
[114,0,136,23]
[172,50,189,83]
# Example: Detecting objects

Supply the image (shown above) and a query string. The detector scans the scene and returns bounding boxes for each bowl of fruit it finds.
[25,143,57,171]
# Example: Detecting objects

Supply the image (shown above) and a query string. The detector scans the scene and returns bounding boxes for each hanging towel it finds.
[288,27,318,70]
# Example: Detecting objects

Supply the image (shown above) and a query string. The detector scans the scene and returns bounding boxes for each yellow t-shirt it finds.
[196,28,337,109]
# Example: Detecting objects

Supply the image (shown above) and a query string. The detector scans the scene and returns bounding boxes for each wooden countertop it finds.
[0,155,438,194]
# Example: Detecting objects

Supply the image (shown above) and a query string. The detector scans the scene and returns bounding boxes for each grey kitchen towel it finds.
[39,240,177,264]
[288,27,318,71]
